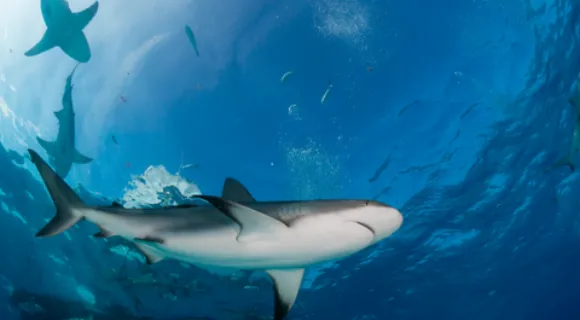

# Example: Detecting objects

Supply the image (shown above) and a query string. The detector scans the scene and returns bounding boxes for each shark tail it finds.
[549,154,575,172]
[28,149,88,237]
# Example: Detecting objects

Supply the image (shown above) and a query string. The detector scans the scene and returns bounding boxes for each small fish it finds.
[459,102,480,119]
[398,100,420,117]
[111,135,118,145]
[321,80,332,104]
[195,83,201,90]
[126,162,131,168]
[367,66,373,72]
[181,163,197,169]
[280,71,293,83]
[184,25,200,57]
[120,96,127,103]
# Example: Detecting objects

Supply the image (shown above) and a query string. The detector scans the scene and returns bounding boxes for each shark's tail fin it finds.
[28,149,88,237]
[548,154,575,172]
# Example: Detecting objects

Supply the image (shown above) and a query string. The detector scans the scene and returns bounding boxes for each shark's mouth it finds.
[353,221,376,237]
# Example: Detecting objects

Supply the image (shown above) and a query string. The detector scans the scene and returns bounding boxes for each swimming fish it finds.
[184,25,200,57]
[36,65,92,178]
[280,71,293,83]
[321,81,332,104]
[28,149,403,320]
[25,0,99,63]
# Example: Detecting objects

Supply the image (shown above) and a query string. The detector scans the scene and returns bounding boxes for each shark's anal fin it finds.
[93,226,114,238]
[266,269,304,320]
[222,178,256,202]
[74,2,99,30]
[73,149,93,164]
[24,31,56,57]
[36,137,58,157]
[134,243,164,265]
[194,195,287,242]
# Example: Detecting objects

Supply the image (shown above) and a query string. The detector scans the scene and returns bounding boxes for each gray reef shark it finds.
[36,65,92,178]
[25,0,99,63]
[550,78,580,172]
[28,149,403,320]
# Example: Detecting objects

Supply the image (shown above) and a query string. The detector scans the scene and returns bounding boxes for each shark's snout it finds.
[352,201,403,243]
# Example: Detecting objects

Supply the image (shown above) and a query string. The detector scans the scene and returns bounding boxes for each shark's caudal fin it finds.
[25,2,99,63]
[28,149,88,237]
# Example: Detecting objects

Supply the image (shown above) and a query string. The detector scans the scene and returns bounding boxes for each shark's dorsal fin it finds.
[222,178,256,202]
[265,268,304,320]
[195,195,286,242]
[54,109,65,119]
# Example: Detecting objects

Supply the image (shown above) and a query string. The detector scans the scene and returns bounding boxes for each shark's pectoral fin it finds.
[222,178,256,202]
[24,31,56,57]
[194,195,287,242]
[134,243,164,265]
[266,268,304,320]
[74,2,99,30]
[60,32,91,63]
[36,137,58,157]
[72,149,93,164]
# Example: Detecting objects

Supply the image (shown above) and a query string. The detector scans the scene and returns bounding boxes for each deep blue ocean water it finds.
[1,0,580,319]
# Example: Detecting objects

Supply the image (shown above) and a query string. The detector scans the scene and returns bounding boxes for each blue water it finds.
[1,0,580,319]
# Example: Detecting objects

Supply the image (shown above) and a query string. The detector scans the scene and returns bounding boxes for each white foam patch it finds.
[0,96,41,154]
[311,0,370,46]
[121,165,201,208]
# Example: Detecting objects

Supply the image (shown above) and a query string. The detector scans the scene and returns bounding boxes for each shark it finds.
[550,114,580,172]
[24,0,99,63]
[549,77,580,172]
[36,65,92,178]
[28,149,403,320]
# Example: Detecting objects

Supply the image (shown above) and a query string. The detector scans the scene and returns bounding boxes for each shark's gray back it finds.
[246,200,367,225]
[98,200,368,234]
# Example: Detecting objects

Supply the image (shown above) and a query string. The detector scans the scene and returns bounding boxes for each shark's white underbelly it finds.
[152,215,375,269]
